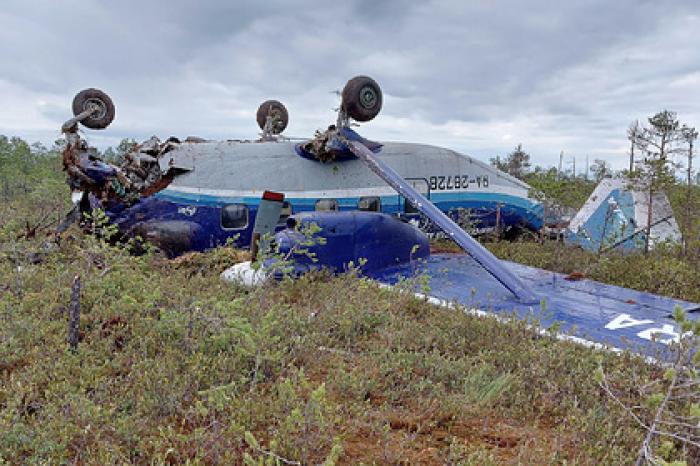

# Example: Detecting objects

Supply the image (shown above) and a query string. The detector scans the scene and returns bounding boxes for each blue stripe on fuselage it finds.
[115,189,543,252]
[154,189,542,216]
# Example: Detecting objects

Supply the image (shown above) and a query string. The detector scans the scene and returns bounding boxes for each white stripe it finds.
[162,184,531,200]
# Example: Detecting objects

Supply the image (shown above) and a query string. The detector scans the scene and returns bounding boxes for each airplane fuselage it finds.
[106,139,543,255]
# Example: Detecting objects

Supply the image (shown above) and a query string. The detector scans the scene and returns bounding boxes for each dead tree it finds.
[598,309,700,465]
[684,126,697,187]
[628,120,640,172]
[68,274,81,350]
[681,126,698,255]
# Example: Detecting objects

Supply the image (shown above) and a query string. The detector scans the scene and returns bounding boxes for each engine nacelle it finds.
[131,220,202,257]
[267,211,429,277]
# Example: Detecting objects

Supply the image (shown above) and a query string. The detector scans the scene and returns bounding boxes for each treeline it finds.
[0,135,142,201]
[0,135,63,201]
[491,110,698,211]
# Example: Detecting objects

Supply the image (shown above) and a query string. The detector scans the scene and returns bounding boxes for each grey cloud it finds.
[0,0,698,170]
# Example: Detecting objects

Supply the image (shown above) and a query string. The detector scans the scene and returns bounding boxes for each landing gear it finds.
[71,88,115,129]
[341,76,382,122]
[301,76,384,161]
[256,100,289,136]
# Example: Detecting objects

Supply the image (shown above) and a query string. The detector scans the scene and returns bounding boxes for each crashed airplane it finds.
[59,76,697,358]
[60,77,542,256]
[222,147,699,360]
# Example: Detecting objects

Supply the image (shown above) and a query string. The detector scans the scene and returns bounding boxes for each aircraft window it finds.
[277,201,292,225]
[404,198,419,214]
[315,199,339,211]
[404,179,429,214]
[358,196,381,212]
[221,204,249,229]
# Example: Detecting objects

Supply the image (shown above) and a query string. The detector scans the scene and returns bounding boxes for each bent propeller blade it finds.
[251,190,285,261]
[346,139,538,304]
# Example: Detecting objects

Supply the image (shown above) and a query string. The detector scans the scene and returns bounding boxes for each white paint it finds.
[177,206,197,216]
[637,324,681,345]
[568,178,617,232]
[162,183,532,201]
[604,313,654,330]
[631,187,683,246]
[220,261,267,286]
[605,314,683,345]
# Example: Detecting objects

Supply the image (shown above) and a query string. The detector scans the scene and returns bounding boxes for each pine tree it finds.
[629,111,685,253]
[491,144,531,179]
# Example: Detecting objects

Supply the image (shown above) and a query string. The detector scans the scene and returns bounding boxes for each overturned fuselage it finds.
[59,82,543,256]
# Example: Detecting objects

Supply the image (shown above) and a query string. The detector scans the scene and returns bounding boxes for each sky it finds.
[1,0,698,171]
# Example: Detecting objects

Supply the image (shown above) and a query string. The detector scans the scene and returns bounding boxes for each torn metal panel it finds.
[298,125,382,163]
[566,178,682,252]
[61,125,183,207]
[158,145,196,173]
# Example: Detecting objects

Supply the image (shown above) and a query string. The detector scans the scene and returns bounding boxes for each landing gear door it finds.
[403,178,430,214]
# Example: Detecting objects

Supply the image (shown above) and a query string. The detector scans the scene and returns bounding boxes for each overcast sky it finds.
[1,0,698,170]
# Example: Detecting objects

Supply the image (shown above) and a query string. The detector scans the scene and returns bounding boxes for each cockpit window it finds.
[221,204,249,229]
[358,196,381,212]
[277,201,292,225]
[315,199,339,211]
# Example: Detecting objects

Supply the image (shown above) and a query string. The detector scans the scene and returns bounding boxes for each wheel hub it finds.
[359,86,378,109]
[84,98,107,120]
[270,110,284,132]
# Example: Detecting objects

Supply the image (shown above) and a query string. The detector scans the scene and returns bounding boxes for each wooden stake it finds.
[68,274,81,350]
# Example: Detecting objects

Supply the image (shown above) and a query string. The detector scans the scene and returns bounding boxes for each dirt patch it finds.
[429,241,463,254]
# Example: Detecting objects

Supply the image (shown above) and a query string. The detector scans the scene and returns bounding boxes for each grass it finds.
[2,148,699,464]
[0,219,662,464]
[488,241,700,303]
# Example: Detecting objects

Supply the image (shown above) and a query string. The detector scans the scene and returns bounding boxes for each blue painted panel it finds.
[105,196,256,252]
[269,212,430,276]
[566,189,644,252]
[103,187,541,254]
[369,253,698,357]
[153,190,543,233]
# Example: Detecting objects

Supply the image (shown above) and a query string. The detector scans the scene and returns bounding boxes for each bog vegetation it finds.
[1,130,700,465]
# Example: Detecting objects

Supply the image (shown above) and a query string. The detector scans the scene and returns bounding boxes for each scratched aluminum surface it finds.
[369,253,699,357]
[161,140,531,197]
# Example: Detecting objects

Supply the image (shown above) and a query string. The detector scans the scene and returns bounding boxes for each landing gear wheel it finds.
[256,100,289,134]
[72,88,115,129]
[341,76,382,122]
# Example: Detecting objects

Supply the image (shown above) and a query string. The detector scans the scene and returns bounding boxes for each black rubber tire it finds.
[256,100,289,134]
[341,76,382,122]
[72,88,115,130]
